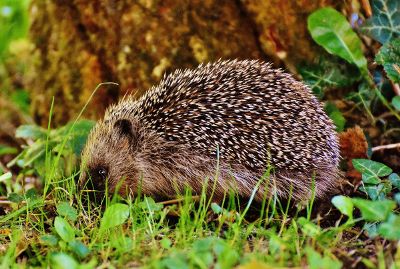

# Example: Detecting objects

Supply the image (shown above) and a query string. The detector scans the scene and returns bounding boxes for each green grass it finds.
[0,172,347,269]
[0,136,390,269]
[1,84,399,269]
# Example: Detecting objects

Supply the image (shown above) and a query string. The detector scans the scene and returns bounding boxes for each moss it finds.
[29,0,343,126]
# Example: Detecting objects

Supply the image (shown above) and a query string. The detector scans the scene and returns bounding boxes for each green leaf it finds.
[192,238,214,268]
[389,173,400,189]
[324,102,346,132]
[161,253,189,269]
[308,8,368,75]
[25,188,38,201]
[100,203,130,231]
[352,198,395,221]
[139,196,163,213]
[160,238,172,249]
[346,82,376,112]
[56,120,95,155]
[15,125,47,140]
[0,172,12,182]
[394,193,400,205]
[211,203,223,214]
[363,222,379,238]
[40,234,59,246]
[331,195,353,217]
[299,57,360,97]
[352,159,392,184]
[57,202,78,222]
[306,248,342,269]
[50,252,79,269]
[0,145,18,156]
[214,239,239,269]
[376,38,400,83]
[392,96,400,111]
[69,240,90,259]
[297,217,321,237]
[0,0,29,58]
[54,217,75,242]
[359,183,392,200]
[10,89,30,113]
[361,0,400,44]
[378,214,400,240]
[7,193,23,203]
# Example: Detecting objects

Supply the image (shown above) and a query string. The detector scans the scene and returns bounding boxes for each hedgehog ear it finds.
[114,119,133,138]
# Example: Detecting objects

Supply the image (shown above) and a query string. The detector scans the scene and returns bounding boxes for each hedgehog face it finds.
[79,119,141,201]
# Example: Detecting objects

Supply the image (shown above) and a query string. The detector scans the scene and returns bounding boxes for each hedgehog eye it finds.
[97,168,107,180]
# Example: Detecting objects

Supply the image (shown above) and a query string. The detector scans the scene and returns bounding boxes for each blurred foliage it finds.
[6,120,95,188]
[301,0,400,130]
[0,0,31,151]
[0,2,400,268]
[333,158,400,240]
[324,102,346,132]
[299,57,360,98]
[307,7,369,77]
[0,0,29,60]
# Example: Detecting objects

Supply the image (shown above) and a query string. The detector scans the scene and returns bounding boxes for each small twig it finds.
[361,0,372,17]
[392,82,400,96]
[372,142,400,152]
[159,195,200,205]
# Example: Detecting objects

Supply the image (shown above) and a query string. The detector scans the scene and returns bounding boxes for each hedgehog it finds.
[79,59,340,202]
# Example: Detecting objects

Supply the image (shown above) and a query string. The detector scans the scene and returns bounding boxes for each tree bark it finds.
[29,0,342,126]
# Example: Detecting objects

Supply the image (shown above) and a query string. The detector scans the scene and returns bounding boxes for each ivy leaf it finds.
[359,183,392,200]
[378,214,400,240]
[389,173,400,189]
[308,8,368,76]
[363,222,379,238]
[352,159,392,184]
[361,0,400,44]
[376,38,400,83]
[352,198,395,221]
[394,193,400,205]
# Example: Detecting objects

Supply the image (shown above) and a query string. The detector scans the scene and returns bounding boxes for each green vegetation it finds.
[1,0,400,268]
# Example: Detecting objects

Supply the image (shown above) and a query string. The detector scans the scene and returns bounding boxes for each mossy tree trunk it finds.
[29,0,342,126]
